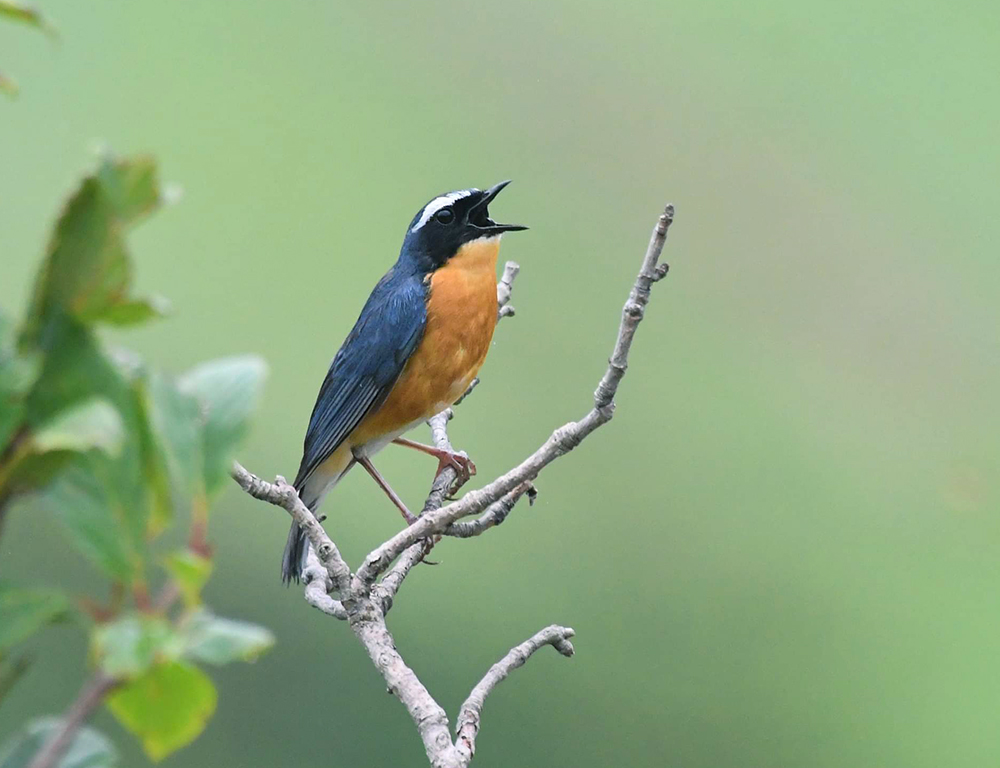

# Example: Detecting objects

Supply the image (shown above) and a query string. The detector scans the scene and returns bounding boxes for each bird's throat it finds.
[446,235,501,276]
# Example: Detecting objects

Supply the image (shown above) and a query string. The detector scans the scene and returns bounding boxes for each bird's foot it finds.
[392,437,477,489]
[436,451,475,499]
[435,450,476,485]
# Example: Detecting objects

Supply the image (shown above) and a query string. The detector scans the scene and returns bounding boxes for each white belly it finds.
[353,418,425,459]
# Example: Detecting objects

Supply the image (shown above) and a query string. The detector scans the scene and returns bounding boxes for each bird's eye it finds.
[435,208,455,225]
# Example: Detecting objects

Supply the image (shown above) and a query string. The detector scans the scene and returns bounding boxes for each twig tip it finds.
[656,204,675,234]
[554,626,576,656]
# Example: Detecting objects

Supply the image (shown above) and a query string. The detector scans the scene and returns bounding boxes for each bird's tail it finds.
[282,460,345,583]
[280,520,309,584]
[281,480,319,584]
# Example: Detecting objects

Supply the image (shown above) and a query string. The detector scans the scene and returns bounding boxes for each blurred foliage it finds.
[0,585,68,652]
[105,662,216,762]
[0,0,54,96]
[0,719,117,768]
[0,152,270,763]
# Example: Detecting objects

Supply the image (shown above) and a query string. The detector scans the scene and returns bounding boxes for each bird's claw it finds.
[435,452,475,498]
[436,451,476,484]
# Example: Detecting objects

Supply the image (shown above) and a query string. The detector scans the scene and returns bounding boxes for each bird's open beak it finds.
[471,180,528,234]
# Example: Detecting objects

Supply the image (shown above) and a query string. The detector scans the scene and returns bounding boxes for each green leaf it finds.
[22,317,123,429]
[94,296,171,327]
[0,312,40,450]
[29,399,123,456]
[0,1,57,37]
[93,153,162,224]
[179,356,266,495]
[22,155,167,344]
[179,610,274,666]
[4,324,132,498]
[106,661,216,762]
[162,550,212,608]
[0,718,117,768]
[2,398,124,494]
[37,460,137,581]
[0,653,32,707]
[0,584,69,652]
[25,335,212,576]
[19,319,143,495]
[92,615,176,679]
[135,371,203,536]
[24,332,166,576]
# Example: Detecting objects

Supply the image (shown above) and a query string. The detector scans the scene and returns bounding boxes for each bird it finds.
[281,181,527,583]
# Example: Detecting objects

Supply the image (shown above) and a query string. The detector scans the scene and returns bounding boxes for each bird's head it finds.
[400,181,527,271]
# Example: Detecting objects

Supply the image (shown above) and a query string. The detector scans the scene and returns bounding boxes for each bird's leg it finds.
[392,437,477,484]
[356,455,418,525]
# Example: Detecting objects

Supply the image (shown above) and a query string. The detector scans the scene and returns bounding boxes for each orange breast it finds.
[351,237,501,443]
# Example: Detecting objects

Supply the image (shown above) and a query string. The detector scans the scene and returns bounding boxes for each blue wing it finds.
[293,268,427,491]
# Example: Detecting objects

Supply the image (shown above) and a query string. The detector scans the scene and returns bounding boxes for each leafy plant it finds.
[0,153,271,765]
[0,719,117,768]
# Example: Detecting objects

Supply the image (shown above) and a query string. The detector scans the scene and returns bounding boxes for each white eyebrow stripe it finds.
[411,189,475,232]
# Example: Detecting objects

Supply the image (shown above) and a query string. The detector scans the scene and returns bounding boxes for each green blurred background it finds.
[3,1,999,765]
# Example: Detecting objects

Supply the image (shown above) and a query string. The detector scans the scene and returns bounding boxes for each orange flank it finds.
[351,235,501,443]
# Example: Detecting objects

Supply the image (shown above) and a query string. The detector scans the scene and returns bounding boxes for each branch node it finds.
[624,301,644,319]
[552,634,576,657]
[526,484,538,506]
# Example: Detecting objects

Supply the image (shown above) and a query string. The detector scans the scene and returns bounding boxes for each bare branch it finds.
[302,546,348,620]
[452,378,479,406]
[495,260,520,317]
[230,206,675,767]
[230,462,352,595]
[349,602,456,767]
[423,408,471,511]
[374,537,434,614]
[26,672,119,768]
[371,407,460,613]
[354,206,674,588]
[593,206,673,409]
[443,482,535,538]
[454,625,576,761]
